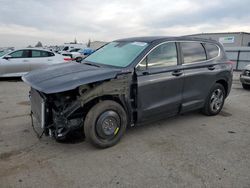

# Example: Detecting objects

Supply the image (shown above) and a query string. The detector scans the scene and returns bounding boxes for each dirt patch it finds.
[0,150,22,161]
[219,111,232,117]
[0,113,30,120]
[22,129,30,133]
[0,163,29,178]
[17,101,30,106]
[0,144,35,161]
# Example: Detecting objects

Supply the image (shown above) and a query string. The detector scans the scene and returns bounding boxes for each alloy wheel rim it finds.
[210,88,224,113]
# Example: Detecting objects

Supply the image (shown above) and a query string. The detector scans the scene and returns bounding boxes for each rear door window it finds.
[181,42,206,64]
[204,43,219,59]
[32,50,52,58]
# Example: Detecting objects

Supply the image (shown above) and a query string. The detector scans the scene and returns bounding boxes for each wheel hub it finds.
[102,117,117,135]
[96,110,120,139]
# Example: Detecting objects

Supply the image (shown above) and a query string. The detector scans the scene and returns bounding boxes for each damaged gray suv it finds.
[22,36,233,148]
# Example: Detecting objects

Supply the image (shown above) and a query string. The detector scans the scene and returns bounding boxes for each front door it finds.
[0,50,31,76]
[136,42,184,122]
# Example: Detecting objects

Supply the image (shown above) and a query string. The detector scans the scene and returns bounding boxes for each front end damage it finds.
[30,73,133,140]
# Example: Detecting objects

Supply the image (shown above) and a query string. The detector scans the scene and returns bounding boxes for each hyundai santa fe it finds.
[22,36,233,148]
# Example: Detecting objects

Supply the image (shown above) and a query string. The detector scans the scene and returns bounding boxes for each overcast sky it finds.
[0,0,250,47]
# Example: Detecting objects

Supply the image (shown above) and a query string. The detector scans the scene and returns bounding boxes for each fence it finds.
[225,47,250,71]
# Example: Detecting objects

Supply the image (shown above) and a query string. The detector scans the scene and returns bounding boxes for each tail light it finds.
[226,60,235,66]
[64,57,74,61]
[226,60,235,73]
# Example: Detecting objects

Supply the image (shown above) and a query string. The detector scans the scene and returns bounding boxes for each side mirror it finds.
[3,55,12,60]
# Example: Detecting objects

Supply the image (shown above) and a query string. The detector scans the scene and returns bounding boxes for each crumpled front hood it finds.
[22,62,121,94]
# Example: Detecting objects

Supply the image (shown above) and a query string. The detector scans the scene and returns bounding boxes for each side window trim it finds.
[136,41,179,72]
[136,40,221,68]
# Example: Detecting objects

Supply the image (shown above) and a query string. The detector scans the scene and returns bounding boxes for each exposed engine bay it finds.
[30,73,134,140]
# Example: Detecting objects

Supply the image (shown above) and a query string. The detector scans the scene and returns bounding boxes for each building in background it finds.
[89,41,107,50]
[188,32,250,47]
[189,32,250,70]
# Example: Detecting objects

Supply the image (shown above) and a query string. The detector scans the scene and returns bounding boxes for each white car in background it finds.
[58,43,87,54]
[62,48,96,62]
[0,48,69,77]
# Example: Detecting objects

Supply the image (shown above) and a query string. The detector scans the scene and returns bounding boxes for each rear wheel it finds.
[84,100,127,148]
[202,83,225,116]
[242,83,250,90]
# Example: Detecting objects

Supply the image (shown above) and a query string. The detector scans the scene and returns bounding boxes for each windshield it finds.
[84,41,148,67]
[0,51,8,57]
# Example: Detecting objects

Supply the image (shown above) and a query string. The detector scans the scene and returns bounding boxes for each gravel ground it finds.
[0,72,249,188]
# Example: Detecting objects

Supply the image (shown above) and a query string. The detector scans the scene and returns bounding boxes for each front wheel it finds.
[84,100,128,148]
[202,83,225,116]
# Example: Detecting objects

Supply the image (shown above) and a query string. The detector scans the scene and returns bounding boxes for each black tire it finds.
[75,57,82,63]
[84,100,127,148]
[242,83,250,90]
[202,83,225,116]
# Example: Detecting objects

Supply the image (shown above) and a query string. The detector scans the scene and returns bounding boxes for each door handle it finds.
[172,70,183,76]
[23,60,29,62]
[208,65,215,70]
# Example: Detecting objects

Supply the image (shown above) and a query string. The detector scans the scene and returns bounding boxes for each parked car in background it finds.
[58,43,87,54]
[61,48,95,62]
[72,48,95,62]
[0,48,69,77]
[240,64,250,89]
[61,48,82,57]
[79,48,95,56]
[23,36,233,148]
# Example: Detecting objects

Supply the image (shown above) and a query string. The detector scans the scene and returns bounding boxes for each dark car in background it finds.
[22,36,233,148]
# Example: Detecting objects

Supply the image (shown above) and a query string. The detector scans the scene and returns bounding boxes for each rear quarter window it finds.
[181,42,206,64]
[204,43,219,59]
[32,50,54,57]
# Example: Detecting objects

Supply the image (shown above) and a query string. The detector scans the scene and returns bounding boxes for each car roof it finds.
[115,36,219,44]
[13,48,53,52]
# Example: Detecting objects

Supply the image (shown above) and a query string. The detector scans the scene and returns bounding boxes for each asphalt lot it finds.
[0,72,249,188]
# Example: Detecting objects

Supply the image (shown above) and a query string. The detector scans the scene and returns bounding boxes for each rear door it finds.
[136,42,184,122]
[179,41,220,112]
[30,50,56,70]
[0,50,31,76]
